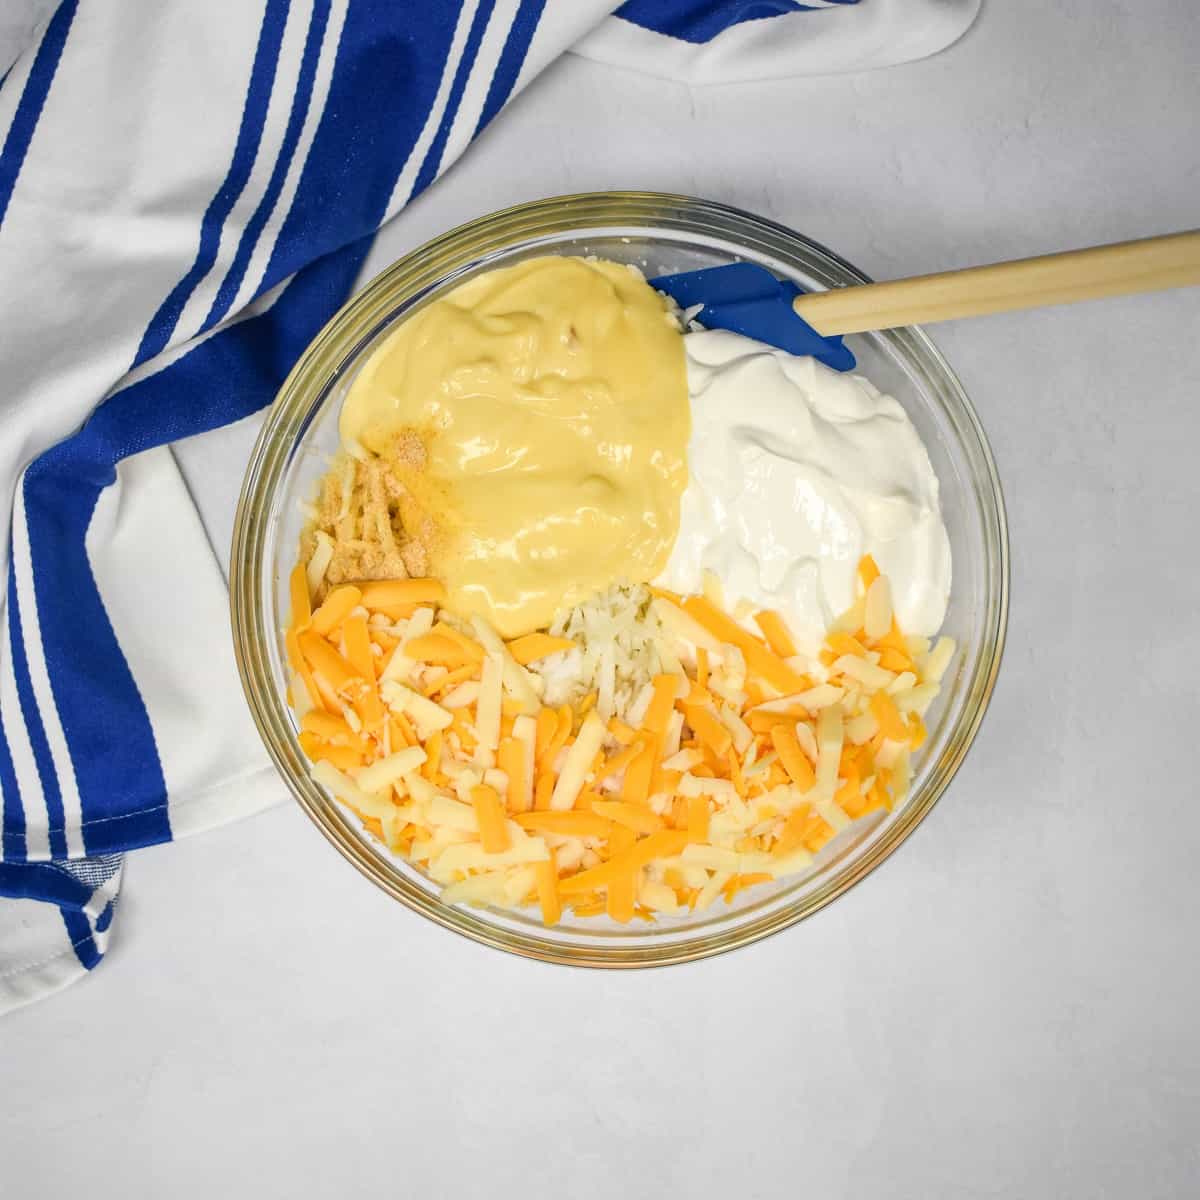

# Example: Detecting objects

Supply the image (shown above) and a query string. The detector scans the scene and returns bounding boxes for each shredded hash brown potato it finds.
[285,556,954,924]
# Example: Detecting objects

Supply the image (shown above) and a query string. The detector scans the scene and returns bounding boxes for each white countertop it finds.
[4,4,1199,1196]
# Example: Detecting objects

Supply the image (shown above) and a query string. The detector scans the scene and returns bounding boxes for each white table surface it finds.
[4,4,1200,1197]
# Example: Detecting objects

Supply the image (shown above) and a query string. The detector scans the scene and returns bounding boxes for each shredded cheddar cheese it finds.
[286,558,954,924]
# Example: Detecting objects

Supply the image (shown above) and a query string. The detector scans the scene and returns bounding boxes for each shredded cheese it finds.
[293,553,952,926]
[549,711,607,811]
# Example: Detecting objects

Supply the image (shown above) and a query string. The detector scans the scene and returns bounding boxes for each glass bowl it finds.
[230,191,1008,967]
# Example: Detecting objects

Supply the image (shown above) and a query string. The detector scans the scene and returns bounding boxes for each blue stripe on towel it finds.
[134,0,291,364]
[0,0,77,227]
[412,0,497,196]
[614,0,855,44]
[6,569,67,858]
[0,861,95,908]
[0,703,27,861]
[21,440,169,856]
[60,908,101,970]
[254,0,461,290]
[475,0,545,136]
[204,0,332,331]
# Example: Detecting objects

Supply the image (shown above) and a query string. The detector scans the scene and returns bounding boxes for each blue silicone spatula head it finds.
[650,262,856,373]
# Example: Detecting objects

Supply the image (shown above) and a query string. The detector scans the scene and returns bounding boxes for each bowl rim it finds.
[230,189,1010,968]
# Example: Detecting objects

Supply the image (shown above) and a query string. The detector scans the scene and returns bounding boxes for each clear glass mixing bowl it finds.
[230,192,1009,967]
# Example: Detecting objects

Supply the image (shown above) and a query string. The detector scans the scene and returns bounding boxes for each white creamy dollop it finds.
[660,330,951,653]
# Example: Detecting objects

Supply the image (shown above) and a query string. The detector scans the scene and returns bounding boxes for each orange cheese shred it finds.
[651,767,683,796]
[648,585,684,605]
[359,579,446,609]
[507,633,576,665]
[685,705,732,758]
[385,715,409,750]
[534,772,555,811]
[868,777,890,813]
[908,714,927,749]
[620,738,656,807]
[827,631,869,659]
[874,648,912,675]
[754,609,798,658]
[426,663,477,697]
[858,554,881,590]
[515,811,614,838]
[620,675,678,807]
[301,711,360,743]
[556,830,690,895]
[297,732,362,771]
[607,717,638,745]
[496,736,529,813]
[309,585,362,637]
[536,859,561,926]
[870,621,909,657]
[599,738,646,781]
[431,622,486,663]
[370,602,419,623]
[450,711,477,753]
[771,723,816,790]
[352,683,386,734]
[747,708,808,734]
[772,804,812,858]
[802,809,835,853]
[726,747,747,797]
[534,707,557,763]
[287,629,326,711]
[682,595,808,695]
[298,630,361,695]
[869,690,909,741]
[471,784,511,853]
[644,675,679,735]
[405,633,474,668]
[342,614,375,682]
[838,779,870,820]
[422,729,442,778]
[670,794,688,830]
[289,563,311,629]
[605,826,637,924]
[723,872,772,903]
[544,706,572,764]
[590,799,665,834]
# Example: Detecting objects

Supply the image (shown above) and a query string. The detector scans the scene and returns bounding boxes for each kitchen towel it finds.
[0,0,980,1013]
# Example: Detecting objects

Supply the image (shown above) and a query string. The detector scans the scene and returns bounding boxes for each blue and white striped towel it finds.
[0,0,979,1013]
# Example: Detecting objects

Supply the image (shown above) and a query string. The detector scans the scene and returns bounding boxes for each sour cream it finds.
[660,330,951,653]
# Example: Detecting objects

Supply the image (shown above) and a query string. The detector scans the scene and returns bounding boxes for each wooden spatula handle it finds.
[793,230,1200,336]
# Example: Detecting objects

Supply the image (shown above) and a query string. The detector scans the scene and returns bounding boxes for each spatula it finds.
[651,229,1200,373]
